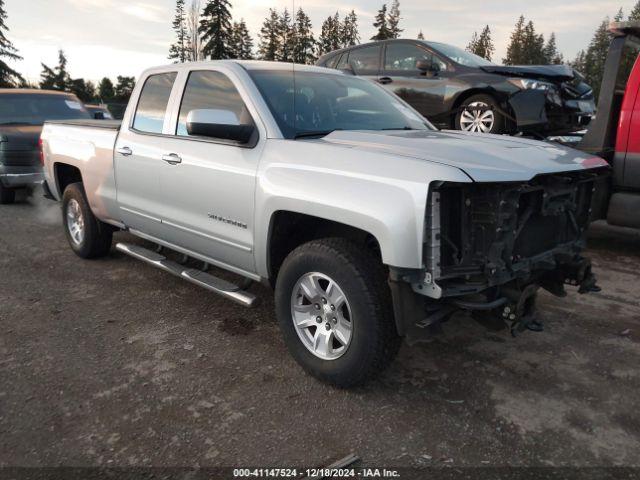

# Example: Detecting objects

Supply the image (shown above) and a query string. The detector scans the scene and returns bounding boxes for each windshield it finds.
[426,42,495,68]
[0,94,91,125]
[248,70,433,138]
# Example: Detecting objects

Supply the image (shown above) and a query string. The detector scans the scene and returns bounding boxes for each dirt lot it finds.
[1,191,639,472]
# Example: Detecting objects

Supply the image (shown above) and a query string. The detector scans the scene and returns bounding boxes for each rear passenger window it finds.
[132,72,177,134]
[336,53,350,70]
[176,70,252,137]
[325,55,340,69]
[349,45,381,74]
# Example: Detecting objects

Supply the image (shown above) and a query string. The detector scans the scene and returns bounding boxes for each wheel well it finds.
[451,89,514,130]
[268,211,382,284]
[54,163,82,194]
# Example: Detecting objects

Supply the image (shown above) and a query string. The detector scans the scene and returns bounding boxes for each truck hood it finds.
[0,125,42,151]
[318,130,608,182]
[480,64,576,82]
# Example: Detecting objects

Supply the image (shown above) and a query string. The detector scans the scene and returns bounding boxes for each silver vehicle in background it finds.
[41,61,607,387]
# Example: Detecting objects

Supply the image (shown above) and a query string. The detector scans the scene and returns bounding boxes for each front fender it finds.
[253,140,471,278]
[508,90,548,130]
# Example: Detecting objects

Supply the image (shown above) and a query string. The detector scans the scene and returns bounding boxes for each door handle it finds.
[116,146,132,156]
[162,153,182,165]
[377,77,393,85]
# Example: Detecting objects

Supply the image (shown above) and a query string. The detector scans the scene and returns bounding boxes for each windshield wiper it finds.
[0,122,37,126]
[294,129,340,139]
[381,126,416,130]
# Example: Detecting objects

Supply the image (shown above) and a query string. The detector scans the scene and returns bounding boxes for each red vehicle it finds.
[579,21,640,228]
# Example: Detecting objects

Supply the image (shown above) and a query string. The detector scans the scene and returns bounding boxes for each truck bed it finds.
[42,120,121,225]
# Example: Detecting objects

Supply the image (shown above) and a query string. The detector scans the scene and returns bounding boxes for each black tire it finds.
[275,238,402,388]
[62,182,113,258]
[0,183,16,204]
[455,93,506,134]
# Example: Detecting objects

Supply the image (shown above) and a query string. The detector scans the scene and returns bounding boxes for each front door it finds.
[380,42,451,126]
[155,69,262,274]
[115,71,178,236]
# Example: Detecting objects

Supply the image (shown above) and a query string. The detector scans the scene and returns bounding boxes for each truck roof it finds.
[141,60,341,77]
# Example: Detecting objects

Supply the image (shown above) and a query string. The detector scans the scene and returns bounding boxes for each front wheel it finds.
[455,94,506,134]
[275,238,401,388]
[62,182,113,258]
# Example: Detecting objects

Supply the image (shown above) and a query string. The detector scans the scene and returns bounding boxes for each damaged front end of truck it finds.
[390,168,608,342]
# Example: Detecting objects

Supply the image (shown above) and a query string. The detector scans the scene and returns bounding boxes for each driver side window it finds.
[384,43,446,73]
[176,70,253,137]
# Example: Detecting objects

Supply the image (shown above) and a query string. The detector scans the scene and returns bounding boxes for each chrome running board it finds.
[115,242,257,307]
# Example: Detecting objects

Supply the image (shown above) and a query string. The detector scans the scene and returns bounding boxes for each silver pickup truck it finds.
[42,61,608,387]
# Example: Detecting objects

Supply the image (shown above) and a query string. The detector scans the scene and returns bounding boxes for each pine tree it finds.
[341,10,359,48]
[583,18,612,100]
[504,16,546,65]
[630,1,640,20]
[388,0,402,39]
[503,15,526,65]
[467,25,494,61]
[543,33,563,64]
[292,8,316,64]
[199,0,233,60]
[114,76,135,102]
[522,20,545,64]
[0,0,22,87]
[371,4,391,41]
[278,8,293,62]
[570,50,587,73]
[186,0,203,61]
[69,78,96,103]
[318,13,341,56]
[40,50,71,91]
[614,7,624,22]
[169,0,188,63]
[229,19,253,60]
[417,30,424,40]
[98,77,115,102]
[258,9,281,61]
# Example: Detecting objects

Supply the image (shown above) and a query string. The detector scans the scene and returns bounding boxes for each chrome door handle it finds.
[162,153,182,165]
[116,146,132,156]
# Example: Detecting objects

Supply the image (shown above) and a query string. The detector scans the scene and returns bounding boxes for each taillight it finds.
[38,138,44,166]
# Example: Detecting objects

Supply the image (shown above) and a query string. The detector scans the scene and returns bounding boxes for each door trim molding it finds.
[162,219,252,253]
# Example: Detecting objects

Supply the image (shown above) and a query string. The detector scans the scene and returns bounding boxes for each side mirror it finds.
[186,109,255,143]
[93,111,105,120]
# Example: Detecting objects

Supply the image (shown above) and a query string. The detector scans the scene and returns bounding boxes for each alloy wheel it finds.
[459,101,495,133]
[290,272,353,360]
[66,198,85,245]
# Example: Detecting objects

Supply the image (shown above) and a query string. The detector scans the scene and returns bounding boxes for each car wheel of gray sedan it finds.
[0,183,16,204]
[62,182,113,259]
[455,94,506,134]
[275,237,402,388]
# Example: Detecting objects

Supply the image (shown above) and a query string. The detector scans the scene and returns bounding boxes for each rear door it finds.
[380,42,451,123]
[154,67,263,274]
[114,71,179,236]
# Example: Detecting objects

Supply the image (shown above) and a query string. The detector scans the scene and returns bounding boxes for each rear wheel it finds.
[0,183,16,204]
[62,182,113,258]
[455,94,506,134]
[275,238,401,388]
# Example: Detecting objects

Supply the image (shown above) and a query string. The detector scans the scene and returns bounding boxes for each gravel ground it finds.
[1,191,639,471]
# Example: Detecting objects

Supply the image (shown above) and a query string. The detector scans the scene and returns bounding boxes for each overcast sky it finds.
[4,0,637,83]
